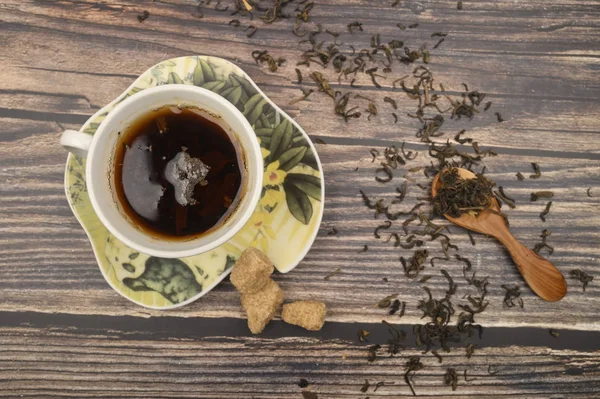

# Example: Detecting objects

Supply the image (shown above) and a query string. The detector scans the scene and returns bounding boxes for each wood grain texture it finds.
[1,312,599,398]
[0,0,599,397]
[1,139,598,329]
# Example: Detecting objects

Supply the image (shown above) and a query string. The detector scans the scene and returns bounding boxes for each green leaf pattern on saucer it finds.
[65,56,324,309]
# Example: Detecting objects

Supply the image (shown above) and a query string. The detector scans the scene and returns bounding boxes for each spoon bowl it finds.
[432,168,567,302]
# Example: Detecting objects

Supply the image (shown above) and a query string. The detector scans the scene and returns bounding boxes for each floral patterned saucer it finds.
[65,56,324,309]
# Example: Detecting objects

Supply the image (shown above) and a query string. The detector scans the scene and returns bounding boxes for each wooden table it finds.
[1,1,599,397]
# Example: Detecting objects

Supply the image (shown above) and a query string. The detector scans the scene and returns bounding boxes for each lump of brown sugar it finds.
[241,279,284,334]
[230,247,274,294]
[282,301,327,331]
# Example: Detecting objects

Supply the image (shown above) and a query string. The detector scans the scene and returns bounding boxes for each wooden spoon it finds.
[432,168,567,302]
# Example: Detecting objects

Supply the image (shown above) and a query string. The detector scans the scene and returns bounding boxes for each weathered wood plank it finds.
[0,314,598,398]
[0,134,597,328]
[1,0,599,154]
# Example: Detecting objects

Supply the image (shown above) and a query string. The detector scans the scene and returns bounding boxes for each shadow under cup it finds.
[86,85,263,259]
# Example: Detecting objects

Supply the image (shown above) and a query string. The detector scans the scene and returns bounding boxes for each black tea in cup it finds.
[112,105,246,240]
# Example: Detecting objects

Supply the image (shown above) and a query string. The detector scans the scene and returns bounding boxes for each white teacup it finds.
[60,85,263,258]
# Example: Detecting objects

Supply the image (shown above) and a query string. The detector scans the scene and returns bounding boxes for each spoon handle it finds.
[495,228,567,302]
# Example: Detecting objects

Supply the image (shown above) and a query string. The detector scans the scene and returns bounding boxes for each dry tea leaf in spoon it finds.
[432,168,566,302]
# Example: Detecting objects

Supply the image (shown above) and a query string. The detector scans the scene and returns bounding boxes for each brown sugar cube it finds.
[240,279,284,334]
[281,301,327,331]
[230,247,274,294]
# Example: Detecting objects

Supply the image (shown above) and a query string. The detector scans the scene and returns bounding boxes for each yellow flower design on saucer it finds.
[264,161,287,186]
[261,188,285,208]
[246,208,277,252]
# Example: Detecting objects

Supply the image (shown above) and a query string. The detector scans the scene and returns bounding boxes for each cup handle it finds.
[60,129,93,158]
